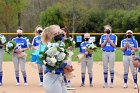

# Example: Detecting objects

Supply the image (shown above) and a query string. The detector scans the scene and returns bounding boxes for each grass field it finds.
[3,48,140,62]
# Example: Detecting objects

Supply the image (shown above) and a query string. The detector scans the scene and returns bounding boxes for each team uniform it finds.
[121,38,138,85]
[43,41,68,93]
[31,35,45,85]
[0,43,4,85]
[99,33,117,87]
[12,37,29,85]
[80,41,93,86]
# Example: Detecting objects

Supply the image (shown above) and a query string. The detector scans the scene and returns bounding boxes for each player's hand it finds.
[106,35,110,42]
[85,51,88,55]
[68,46,74,50]
[133,60,139,68]
[64,65,74,74]
[14,49,21,53]
[125,42,130,47]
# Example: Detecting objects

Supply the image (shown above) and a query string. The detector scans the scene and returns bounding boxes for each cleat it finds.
[123,83,128,88]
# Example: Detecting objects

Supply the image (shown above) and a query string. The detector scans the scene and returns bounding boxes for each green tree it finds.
[0,0,28,33]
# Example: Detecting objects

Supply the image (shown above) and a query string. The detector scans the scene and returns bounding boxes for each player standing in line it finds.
[99,25,117,88]
[121,30,138,89]
[31,26,44,86]
[12,29,29,86]
[0,34,6,86]
[80,33,94,87]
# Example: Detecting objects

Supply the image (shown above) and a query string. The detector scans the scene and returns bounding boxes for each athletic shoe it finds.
[103,83,108,88]
[80,83,85,87]
[90,84,93,87]
[16,83,20,86]
[66,82,71,87]
[0,83,2,86]
[110,83,114,88]
[134,83,138,89]
[24,83,28,86]
[40,82,43,86]
[123,83,128,88]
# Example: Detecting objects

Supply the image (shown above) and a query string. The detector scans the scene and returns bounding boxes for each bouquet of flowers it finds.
[40,44,69,70]
[64,37,75,49]
[0,34,6,44]
[77,43,97,63]
[5,41,16,53]
[86,43,97,53]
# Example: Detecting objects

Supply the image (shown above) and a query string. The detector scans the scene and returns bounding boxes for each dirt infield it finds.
[0,62,139,93]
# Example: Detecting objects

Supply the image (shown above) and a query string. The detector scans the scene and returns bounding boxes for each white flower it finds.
[0,35,6,44]
[69,37,73,41]
[50,57,57,65]
[46,47,58,57]
[59,47,65,52]
[57,52,66,61]
[7,42,13,48]
[73,41,76,44]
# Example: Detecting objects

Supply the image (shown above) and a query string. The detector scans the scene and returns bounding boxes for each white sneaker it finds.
[24,83,28,86]
[123,83,128,88]
[40,82,43,86]
[103,83,108,88]
[134,83,138,89]
[110,83,113,88]
[16,83,20,86]
[66,82,71,87]
[0,83,2,86]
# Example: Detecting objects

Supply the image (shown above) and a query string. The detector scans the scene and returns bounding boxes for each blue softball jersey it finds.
[80,41,92,57]
[99,34,117,52]
[121,38,138,55]
[32,35,41,46]
[12,37,28,50]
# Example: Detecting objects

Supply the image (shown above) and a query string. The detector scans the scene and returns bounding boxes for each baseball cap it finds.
[126,30,133,34]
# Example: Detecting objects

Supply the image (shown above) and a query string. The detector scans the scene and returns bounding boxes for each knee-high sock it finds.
[39,73,43,82]
[22,71,27,83]
[15,71,20,83]
[124,74,128,84]
[89,73,92,84]
[104,72,108,83]
[82,73,85,84]
[110,72,114,83]
[0,72,2,83]
[133,74,137,84]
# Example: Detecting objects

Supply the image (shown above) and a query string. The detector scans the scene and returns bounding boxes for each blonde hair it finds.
[34,25,43,35]
[41,25,61,43]
[104,25,112,31]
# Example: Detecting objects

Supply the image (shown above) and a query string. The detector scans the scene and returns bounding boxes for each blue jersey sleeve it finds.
[24,39,28,48]
[32,37,37,46]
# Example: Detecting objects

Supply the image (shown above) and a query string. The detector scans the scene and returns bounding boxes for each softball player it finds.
[99,25,117,88]
[12,29,29,86]
[31,26,44,86]
[0,35,5,86]
[121,30,138,89]
[42,25,73,93]
[80,33,93,87]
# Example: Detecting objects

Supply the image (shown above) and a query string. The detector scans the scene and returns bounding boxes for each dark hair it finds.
[61,27,70,38]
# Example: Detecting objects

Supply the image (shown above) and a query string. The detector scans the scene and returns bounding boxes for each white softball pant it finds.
[43,73,67,93]
[12,53,27,77]
[123,55,136,75]
[102,52,115,73]
[81,57,93,74]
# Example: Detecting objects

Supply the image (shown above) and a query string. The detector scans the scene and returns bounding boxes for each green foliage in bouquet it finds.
[5,41,16,54]
[64,37,75,49]
[39,44,69,71]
